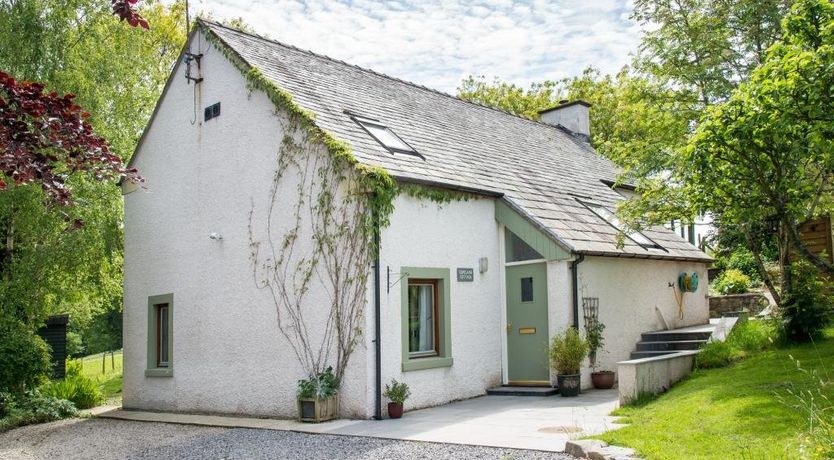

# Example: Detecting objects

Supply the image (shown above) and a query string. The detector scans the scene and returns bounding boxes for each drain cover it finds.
[537,426,583,434]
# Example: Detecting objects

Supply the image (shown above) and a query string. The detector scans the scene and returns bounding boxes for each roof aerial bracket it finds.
[184,52,204,84]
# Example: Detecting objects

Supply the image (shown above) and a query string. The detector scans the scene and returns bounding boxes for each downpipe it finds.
[571,254,585,329]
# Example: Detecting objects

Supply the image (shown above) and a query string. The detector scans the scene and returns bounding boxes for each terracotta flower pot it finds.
[591,371,616,389]
[387,402,404,419]
[557,374,581,397]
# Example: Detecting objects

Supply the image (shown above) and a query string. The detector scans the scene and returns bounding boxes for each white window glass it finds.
[158,304,169,367]
[353,116,416,153]
[408,283,436,357]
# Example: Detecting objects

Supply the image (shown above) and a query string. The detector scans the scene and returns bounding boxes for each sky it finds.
[186,0,641,94]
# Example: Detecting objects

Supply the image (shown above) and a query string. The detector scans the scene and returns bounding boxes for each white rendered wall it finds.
[123,31,368,418]
[371,195,503,412]
[576,256,709,387]
[546,260,573,385]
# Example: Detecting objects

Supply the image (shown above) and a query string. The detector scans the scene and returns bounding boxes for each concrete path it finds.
[100,389,623,452]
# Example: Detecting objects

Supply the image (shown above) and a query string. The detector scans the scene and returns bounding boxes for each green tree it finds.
[457,76,561,120]
[0,0,186,328]
[633,0,789,109]
[664,0,834,304]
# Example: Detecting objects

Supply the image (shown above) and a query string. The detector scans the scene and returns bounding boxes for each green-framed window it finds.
[146,293,173,377]
[400,267,453,372]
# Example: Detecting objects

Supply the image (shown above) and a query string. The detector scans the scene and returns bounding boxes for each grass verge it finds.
[79,351,123,402]
[594,325,833,459]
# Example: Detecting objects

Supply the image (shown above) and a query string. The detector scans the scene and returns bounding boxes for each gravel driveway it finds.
[0,418,573,459]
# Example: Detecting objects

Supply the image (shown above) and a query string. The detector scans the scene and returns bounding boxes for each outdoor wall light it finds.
[479,257,488,274]
[209,232,223,241]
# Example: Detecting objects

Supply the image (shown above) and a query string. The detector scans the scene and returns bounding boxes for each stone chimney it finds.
[539,99,591,140]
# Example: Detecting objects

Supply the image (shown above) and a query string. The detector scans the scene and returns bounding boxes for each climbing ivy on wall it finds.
[201,22,474,385]
[201,24,395,385]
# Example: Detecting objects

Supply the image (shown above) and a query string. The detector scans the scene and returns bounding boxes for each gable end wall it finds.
[123,31,369,418]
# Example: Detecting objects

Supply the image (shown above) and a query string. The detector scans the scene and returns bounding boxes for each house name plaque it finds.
[456,268,474,282]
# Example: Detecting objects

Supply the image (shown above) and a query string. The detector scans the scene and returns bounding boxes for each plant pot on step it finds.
[297,394,339,423]
[557,374,581,397]
[591,371,615,389]
[387,402,404,419]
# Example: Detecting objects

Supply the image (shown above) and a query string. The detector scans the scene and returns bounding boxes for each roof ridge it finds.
[197,19,576,134]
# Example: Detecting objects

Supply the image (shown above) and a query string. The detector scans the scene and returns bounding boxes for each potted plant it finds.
[297,366,339,423]
[549,327,589,397]
[585,318,615,389]
[383,379,411,419]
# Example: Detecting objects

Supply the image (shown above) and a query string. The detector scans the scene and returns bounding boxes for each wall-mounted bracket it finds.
[387,266,409,293]
[184,52,204,84]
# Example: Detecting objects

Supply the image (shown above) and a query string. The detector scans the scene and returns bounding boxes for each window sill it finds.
[145,368,173,377]
[402,356,453,372]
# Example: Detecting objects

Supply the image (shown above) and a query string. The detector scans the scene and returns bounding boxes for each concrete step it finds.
[635,339,708,351]
[486,386,557,396]
[640,331,712,342]
[629,350,677,360]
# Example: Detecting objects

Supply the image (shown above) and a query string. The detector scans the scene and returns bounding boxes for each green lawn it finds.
[78,351,123,402]
[595,327,834,459]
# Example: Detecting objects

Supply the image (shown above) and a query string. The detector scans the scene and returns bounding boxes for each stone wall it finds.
[709,293,769,318]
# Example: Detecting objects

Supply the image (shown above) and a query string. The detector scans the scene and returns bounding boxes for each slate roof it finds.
[199,20,710,262]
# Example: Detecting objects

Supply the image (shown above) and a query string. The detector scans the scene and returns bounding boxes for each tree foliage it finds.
[0,0,185,328]
[112,0,149,29]
[633,0,789,108]
[0,71,138,205]
[457,76,562,120]
[680,0,834,285]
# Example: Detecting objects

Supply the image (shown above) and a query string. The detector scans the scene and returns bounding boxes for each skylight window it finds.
[581,201,665,251]
[352,115,419,156]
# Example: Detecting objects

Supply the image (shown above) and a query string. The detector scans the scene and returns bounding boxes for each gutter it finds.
[571,254,585,329]
[372,196,383,421]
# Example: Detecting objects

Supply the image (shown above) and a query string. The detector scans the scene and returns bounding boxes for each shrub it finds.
[695,339,734,369]
[780,261,833,342]
[727,319,774,352]
[0,318,52,394]
[696,320,775,369]
[0,389,76,432]
[584,317,606,369]
[383,379,411,404]
[713,269,752,295]
[297,366,339,399]
[727,248,761,282]
[65,359,83,378]
[41,373,104,409]
[550,327,589,375]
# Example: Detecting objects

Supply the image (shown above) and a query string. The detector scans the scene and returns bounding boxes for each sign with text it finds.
[457,268,474,282]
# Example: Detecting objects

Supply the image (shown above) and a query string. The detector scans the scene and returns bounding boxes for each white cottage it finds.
[122,20,712,419]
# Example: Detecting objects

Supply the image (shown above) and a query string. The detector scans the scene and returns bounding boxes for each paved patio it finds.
[100,389,623,452]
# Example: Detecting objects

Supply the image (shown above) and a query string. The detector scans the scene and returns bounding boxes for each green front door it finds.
[506,262,549,385]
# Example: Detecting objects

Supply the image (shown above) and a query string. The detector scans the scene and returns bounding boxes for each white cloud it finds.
[185,0,640,93]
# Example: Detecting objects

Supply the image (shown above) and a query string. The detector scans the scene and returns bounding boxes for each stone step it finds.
[635,339,708,351]
[486,386,557,396]
[629,350,677,360]
[640,331,712,342]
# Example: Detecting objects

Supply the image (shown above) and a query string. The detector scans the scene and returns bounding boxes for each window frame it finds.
[350,115,422,158]
[407,278,440,358]
[400,267,453,372]
[146,293,174,377]
[579,200,666,251]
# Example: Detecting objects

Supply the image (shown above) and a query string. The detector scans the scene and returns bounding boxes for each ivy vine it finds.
[201,23,472,387]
